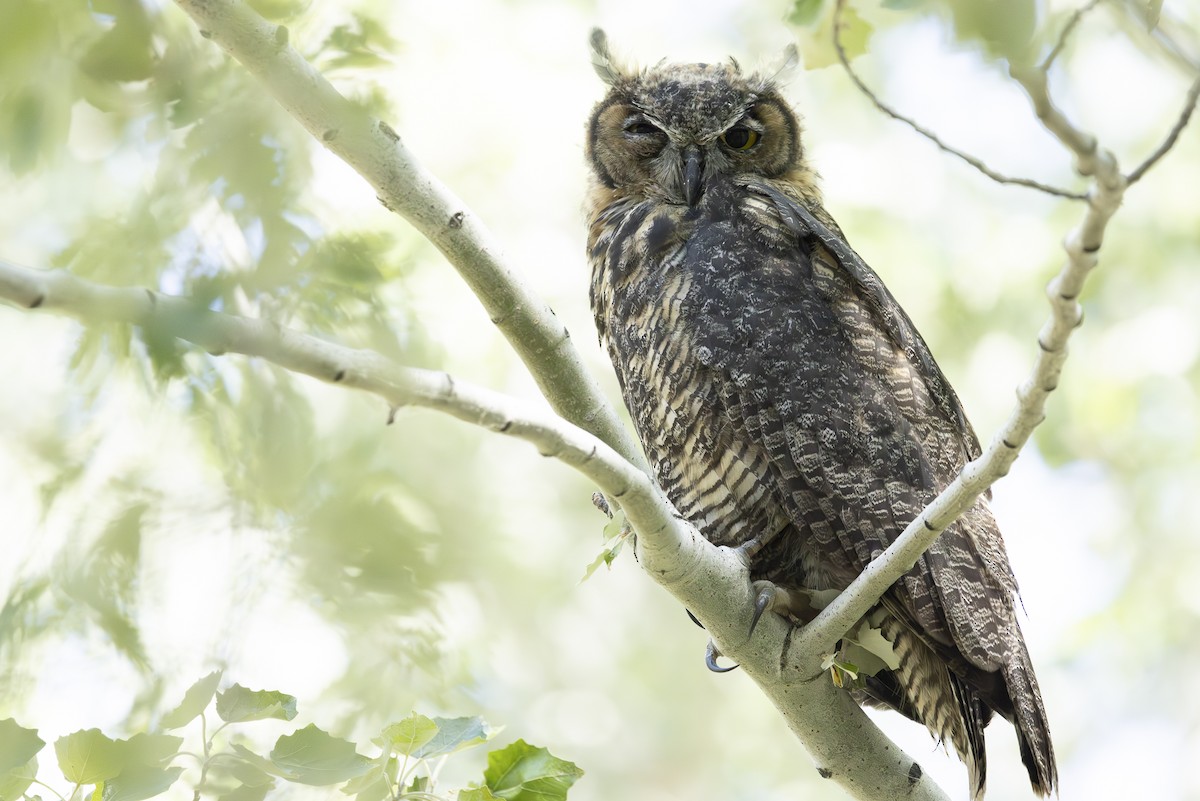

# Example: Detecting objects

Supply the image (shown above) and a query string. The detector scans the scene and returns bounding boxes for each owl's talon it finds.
[733,535,765,566]
[750,582,777,635]
[705,639,738,673]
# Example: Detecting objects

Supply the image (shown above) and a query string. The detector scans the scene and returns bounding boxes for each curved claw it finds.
[705,639,739,673]
[749,584,775,635]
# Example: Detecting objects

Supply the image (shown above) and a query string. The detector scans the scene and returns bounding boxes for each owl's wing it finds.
[691,179,1019,658]
[743,180,982,461]
[685,180,1054,792]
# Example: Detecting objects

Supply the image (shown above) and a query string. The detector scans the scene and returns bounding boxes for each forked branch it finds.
[831,0,1088,200]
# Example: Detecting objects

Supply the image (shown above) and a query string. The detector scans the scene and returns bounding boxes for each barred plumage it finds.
[584,30,1056,799]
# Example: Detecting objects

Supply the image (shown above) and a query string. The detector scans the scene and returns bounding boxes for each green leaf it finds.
[215,685,298,723]
[580,525,630,584]
[413,717,492,759]
[380,714,437,756]
[162,671,223,729]
[0,720,44,774]
[0,755,37,801]
[946,0,1037,64]
[79,0,155,82]
[459,789,502,801]
[114,734,183,767]
[225,760,274,788]
[55,730,124,784]
[340,756,396,801]
[101,766,184,801]
[269,725,371,786]
[793,4,874,70]
[788,0,827,26]
[217,782,274,801]
[483,741,583,801]
[229,744,284,778]
[882,0,926,8]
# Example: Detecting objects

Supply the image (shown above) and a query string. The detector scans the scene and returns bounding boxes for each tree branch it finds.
[832,0,1088,201]
[1126,73,1200,184]
[0,256,949,801]
[170,0,646,473]
[800,51,1151,655]
[1040,0,1104,72]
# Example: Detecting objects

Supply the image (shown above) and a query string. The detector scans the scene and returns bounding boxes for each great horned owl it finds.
[584,30,1056,800]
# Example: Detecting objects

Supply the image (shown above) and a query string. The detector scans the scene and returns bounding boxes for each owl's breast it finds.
[589,197,785,547]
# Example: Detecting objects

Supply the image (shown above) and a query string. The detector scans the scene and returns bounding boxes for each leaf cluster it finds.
[1,673,582,801]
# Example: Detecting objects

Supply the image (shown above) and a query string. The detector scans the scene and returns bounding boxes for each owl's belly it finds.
[613,325,784,550]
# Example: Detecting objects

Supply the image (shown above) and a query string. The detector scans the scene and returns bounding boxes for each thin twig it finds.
[832,0,1088,200]
[1041,0,1104,72]
[1126,74,1200,184]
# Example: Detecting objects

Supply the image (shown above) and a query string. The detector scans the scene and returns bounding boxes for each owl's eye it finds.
[721,126,760,151]
[624,121,662,136]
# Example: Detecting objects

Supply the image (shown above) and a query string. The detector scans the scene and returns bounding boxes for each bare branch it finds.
[832,0,1088,201]
[0,256,949,801]
[801,52,1130,655]
[1041,0,1104,72]
[171,0,646,474]
[1126,74,1200,184]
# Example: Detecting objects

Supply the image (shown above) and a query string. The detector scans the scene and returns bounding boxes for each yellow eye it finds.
[721,126,759,150]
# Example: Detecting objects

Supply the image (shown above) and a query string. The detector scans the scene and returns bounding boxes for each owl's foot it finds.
[750,580,803,635]
[732,535,767,566]
[705,639,738,673]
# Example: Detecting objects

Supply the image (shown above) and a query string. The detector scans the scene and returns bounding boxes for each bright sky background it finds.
[2,1,1199,800]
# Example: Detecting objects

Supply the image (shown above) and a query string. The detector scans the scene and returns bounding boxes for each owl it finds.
[584,30,1056,800]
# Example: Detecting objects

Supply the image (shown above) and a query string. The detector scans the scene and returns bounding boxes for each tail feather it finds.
[870,616,989,798]
[1001,633,1058,796]
[862,611,1056,799]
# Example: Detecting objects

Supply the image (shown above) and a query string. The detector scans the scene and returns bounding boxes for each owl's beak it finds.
[682,146,704,206]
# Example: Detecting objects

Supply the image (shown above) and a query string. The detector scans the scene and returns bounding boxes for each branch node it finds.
[274,25,289,48]
[322,128,338,142]
[1002,439,1017,449]
[28,294,44,309]
[333,369,346,382]
[387,406,398,425]
[591,492,613,519]
[379,121,400,142]
[448,211,465,229]
[817,767,834,780]
[376,195,394,211]
[908,762,924,785]
[921,518,937,532]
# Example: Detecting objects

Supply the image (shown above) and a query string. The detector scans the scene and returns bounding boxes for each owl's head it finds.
[585,29,804,207]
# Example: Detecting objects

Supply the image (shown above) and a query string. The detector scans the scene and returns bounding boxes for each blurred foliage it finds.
[1,0,1199,800]
[0,683,574,801]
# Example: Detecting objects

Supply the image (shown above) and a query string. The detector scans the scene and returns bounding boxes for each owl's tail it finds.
[867,616,990,800]
[866,614,1058,800]
[1001,632,1058,796]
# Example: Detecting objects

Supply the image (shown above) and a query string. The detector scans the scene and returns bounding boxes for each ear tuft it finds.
[590,28,630,86]
[769,43,800,85]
